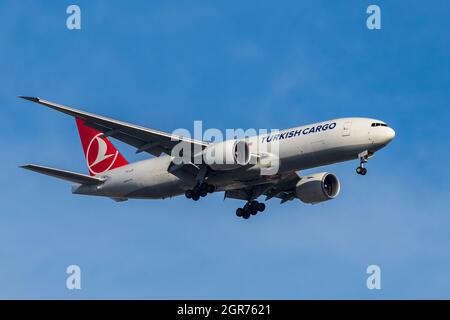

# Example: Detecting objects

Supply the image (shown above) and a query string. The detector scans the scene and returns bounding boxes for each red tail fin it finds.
[75,118,128,176]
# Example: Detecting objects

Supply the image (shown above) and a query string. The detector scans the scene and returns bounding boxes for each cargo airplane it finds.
[19,97,395,219]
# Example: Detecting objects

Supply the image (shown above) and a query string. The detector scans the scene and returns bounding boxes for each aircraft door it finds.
[342,121,352,136]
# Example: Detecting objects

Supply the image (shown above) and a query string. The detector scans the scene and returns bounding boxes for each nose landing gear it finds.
[185,182,215,201]
[236,200,266,219]
[356,150,369,176]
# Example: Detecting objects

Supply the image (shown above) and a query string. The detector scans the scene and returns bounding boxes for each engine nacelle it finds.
[295,172,340,204]
[203,140,251,171]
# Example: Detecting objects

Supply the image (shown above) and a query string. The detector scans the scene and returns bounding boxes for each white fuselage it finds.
[73,117,395,199]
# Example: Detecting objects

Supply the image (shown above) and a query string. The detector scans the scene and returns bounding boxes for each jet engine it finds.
[295,172,340,204]
[203,140,251,171]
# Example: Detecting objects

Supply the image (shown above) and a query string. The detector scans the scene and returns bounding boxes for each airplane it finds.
[19,96,395,219]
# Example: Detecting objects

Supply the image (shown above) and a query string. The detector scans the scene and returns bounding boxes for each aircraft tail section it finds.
[75,118,128,176]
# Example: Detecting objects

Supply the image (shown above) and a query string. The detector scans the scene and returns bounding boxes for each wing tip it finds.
[18,96,40,102]
[19,164,36,170]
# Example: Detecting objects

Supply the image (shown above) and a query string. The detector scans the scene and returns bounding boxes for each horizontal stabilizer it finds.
[20,164,105,185]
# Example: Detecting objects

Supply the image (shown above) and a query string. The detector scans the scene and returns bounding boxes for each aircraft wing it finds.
[19,96,208,157]
[21,164,105,185]
[224,172,300,203]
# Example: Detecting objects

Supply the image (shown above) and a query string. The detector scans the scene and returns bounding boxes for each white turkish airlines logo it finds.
[86,133,119,175]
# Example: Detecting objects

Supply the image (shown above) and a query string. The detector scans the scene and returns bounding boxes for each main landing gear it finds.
[185,182,215,201]
[235,200,266,220]
[356,150,369,176]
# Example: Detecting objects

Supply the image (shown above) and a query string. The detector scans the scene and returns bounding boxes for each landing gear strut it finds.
[356,150,369,176]
[236,200,266,219]
[185,182,215,201]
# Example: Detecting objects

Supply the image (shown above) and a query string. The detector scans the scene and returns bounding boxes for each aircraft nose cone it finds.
[384,127,395,144]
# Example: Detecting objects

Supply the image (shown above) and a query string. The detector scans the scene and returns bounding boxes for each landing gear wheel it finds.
[257,203,266,212]
[356,166,367,175]
[185,190,193,199]
[188,182,215,200]
[250,201,259,215]
[237,201,267,219]
[207,184,215,193]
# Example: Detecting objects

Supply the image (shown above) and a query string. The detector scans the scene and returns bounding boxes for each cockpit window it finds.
[371,122,388,127]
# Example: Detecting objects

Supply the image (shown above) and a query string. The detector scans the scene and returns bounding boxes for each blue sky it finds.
[0,0,449,299]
